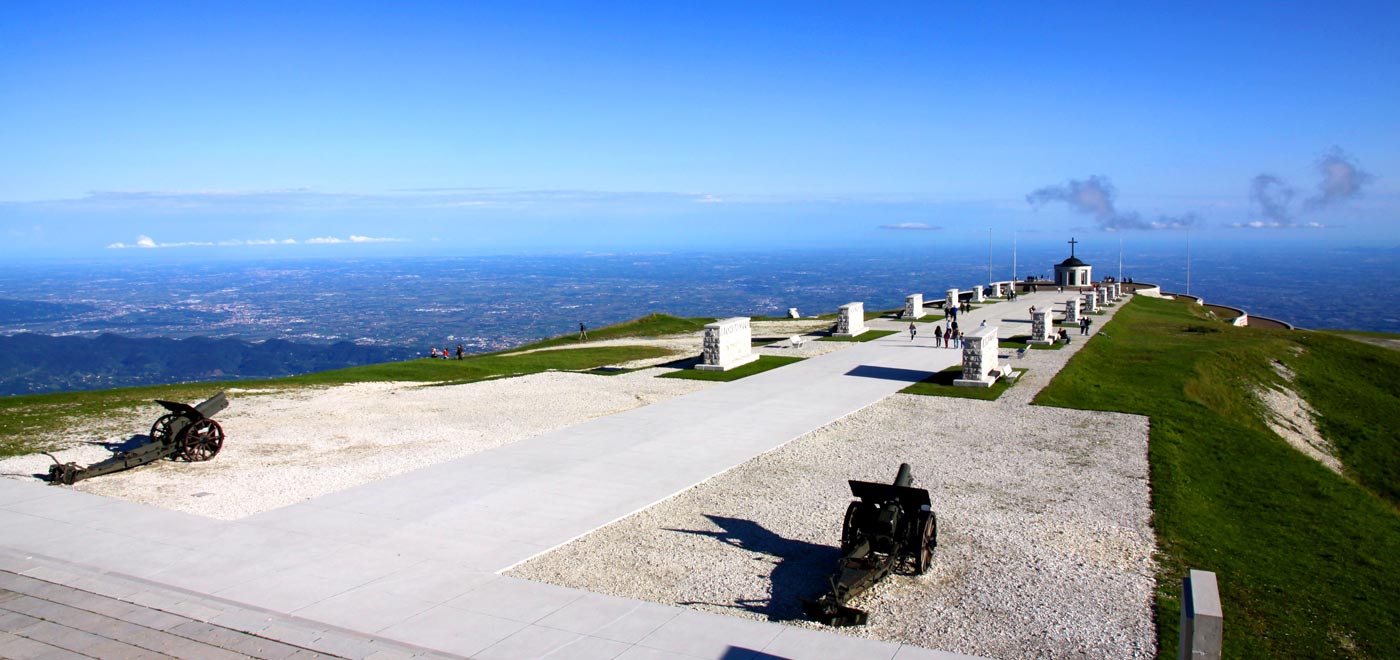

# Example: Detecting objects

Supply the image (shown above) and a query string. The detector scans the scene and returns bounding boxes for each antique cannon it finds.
[803,463,937,627]
[45,392,228,485]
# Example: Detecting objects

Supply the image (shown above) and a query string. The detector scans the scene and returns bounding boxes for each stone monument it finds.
[904,294,924,320]
[1064,298,1081,325]
[1098,287,1110,307]
[1028,309,1054,346]
[954,325,1002,387]
[945,288,959,311]
[1179,570,1223,660]
[971,286,985,303]
[787,307,800,319]
[834,302,867,337]
[1084,292,1099,313]
[695,317,761,371]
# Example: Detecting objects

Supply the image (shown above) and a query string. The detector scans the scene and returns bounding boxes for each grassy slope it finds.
[1034,296,1399,659]
[658,355,804,382]
[1,314,706,457]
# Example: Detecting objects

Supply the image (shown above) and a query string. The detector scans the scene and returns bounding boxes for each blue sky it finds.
[2,1,1398,258]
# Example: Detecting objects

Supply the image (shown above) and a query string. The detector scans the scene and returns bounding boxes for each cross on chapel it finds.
[1068,237,1078,258]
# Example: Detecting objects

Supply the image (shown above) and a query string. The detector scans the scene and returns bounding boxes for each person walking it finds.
[578,322,588,340]
[934,325,944,348]
[455,344,464,360]
[908,322,917,341]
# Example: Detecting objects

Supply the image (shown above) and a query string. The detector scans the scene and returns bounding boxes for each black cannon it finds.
[45,392,228,485]
[803,463,937,627]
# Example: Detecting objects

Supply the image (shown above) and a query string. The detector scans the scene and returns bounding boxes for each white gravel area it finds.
[509,393,1156,659]
[0,369,712,520]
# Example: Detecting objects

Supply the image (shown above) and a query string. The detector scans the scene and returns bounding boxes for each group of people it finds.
[908,320,965,348]
[428,344,465,360]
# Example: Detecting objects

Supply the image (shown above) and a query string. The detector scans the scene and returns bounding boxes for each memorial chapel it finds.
[1054,238,1093,287]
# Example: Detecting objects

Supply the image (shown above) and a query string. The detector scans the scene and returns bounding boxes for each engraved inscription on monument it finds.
[835,302,867,337]
[695,317,761,371]
[954,325,1002,387]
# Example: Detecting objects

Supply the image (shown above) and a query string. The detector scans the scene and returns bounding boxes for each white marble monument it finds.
[971,286,985,303]
[787,307,800,319]
[945,288,959,311]
[904,294,924,320]
[1064,298,1081,325]
[1084,292,1100,313]
[954,325,1002,388]
[834,302,867,337]
[1098,287,1110,306]
[695,317,761,371]
[1028,309,1054,346]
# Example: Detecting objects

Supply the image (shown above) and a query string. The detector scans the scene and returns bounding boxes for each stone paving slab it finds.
[0,291,1116,659]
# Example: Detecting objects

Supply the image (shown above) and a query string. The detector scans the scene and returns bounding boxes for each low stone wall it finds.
[1246,315,1295,330]
[1202,303,1248,327]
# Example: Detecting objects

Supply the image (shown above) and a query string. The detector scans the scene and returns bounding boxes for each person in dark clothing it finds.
[934,325,944,347]
[578,323,588,340]
[456,344,464,360]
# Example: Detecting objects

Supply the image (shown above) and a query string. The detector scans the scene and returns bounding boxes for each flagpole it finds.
[988,227,993,286]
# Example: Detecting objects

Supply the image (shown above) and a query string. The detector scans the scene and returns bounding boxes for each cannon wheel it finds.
[179,419,224,462]
[914,510,937,575]
[839,501,863,554]
[150,413,178,445]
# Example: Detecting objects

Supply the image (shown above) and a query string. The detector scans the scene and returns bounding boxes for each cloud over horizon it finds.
[1025,176,1198,231]
[107,235,403,249]
[1240,147,1373,228]
[878,222,941,231]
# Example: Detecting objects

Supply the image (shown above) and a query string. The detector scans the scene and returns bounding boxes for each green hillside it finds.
[1035,296,1400,659]
[0,314,709,457]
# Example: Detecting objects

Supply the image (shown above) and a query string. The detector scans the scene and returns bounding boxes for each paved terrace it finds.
[0,289,1113,660]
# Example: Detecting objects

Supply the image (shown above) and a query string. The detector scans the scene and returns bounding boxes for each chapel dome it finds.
[1058,256,1088,268]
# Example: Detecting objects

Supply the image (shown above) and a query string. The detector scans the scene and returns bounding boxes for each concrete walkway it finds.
[0,289,1119,659]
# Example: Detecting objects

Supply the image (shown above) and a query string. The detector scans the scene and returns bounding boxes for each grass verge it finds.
[818,329,899,342]
[657,355,804,382]
[1001,334,1067,350]
[900,365,1024,401]
[1033,295,1400,659]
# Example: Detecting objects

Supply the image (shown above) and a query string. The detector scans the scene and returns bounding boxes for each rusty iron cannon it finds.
[45,392,228,485]
[803,463,937,626]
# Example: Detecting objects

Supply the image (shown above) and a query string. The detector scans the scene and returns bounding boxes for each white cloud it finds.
[878,222,942,231]
[106,235,401,249]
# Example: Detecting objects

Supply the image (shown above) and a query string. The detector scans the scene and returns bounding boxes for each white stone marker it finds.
[1179,570,1223,660]
[954,325,1001,387]
[1064,298,1081,324]
[1084,292,1100,313]
[787,307,800,319]
[1114,283,1123,300]
[834,302,867,337]
[945,288,959,311]
[1098,287,1110,307]
[1028,309,1054,346]
[971,286,985,303]
[695,317,760,371]
[904,294,924,320]
[991,282,1004,297]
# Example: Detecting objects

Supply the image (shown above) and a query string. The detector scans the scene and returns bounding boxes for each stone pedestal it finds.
[1114,283,1123,300]
[904,294,924,320]
[834,302,867,337]
[1064,298,1081,325]
[971,287,985,303]
[787,308,800,319]
[1098,287,1110,306]
[954,326,1001,387]
[1028,310,1054,345]
[694,319,761,372]
[1084,292,1099,313]
[1179,570,1223,660]
[695,317,761,371]
[945,288,959,311]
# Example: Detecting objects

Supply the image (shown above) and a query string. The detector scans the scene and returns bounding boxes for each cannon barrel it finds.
[47,392,228,485]
[893,463,912,489]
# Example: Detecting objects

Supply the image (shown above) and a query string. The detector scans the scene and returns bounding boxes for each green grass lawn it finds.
[524,313,713,349]
[900,365,1024,400]
[657,355,804,382]
[1034,296,1400,659]
[1000,334,1066,350]
[818,329,899,342]
[1,319,688,458]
